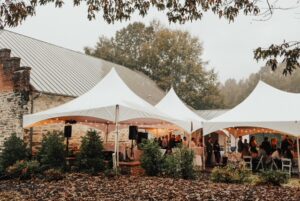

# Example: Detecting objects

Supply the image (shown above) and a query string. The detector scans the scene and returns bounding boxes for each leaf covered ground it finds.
[0,173,299,201]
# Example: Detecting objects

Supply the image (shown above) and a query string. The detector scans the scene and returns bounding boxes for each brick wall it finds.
[0,49,31,149]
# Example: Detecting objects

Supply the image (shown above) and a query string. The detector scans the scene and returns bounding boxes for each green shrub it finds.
[43,168,65,182]
[0,133,29,169]
[37,131,66,169]
[0,164,4,178]
[77,130,104,174]
[140,140,164,176]
[163,147,195,179]
[6,160,40,180]
[211,162,251,184]
[180,148,195,179]
[163,153,180,178]
[259,171,289,186]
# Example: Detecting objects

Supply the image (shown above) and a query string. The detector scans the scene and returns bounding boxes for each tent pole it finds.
[297,137,300,177]
[189,121,193,148]
[105,123,109,143]
[114,105,120,171]
[202,122,206,170]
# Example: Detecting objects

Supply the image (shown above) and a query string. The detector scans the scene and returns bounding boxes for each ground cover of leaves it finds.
[0,173,299,201]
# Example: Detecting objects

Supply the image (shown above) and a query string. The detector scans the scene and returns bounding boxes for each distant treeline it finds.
[220,64,300,109]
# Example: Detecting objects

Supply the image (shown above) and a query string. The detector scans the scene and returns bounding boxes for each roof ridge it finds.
[0,29,165,104]
[2,29,90,56]
[0,29,148,74]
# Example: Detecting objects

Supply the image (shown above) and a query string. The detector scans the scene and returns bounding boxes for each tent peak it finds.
[156,85,205,132]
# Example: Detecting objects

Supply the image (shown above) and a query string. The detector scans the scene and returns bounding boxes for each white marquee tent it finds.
[23,68,180,168]
[203,81,300,172]
[156,87,206,167]
[203,81,300,136]
[23,68,178,128]
[155,87,205,133]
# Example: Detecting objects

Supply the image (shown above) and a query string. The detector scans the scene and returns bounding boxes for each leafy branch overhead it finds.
[0,0,260,28]
[254,42,300,75]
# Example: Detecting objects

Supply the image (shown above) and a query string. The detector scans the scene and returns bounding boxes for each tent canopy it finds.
[23,68,178,128]
[155,88,205,132]
[204,81,300,137]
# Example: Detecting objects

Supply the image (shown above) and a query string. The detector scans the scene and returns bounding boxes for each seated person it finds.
[270,138,278,153]
[260,137,272,155]
[284,145,294,165]
[271,148,282,169]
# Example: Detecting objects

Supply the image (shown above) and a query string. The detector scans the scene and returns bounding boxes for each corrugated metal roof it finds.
[0,30,165,104]
[196,109,229,120]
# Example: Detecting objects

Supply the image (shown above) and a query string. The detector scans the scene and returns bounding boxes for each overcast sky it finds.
[7,2,300,82]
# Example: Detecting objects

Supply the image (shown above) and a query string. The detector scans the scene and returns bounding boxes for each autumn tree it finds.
[1,1,299,75]
[85,22,223,109]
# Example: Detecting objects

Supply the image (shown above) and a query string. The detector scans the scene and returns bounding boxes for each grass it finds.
[283,178,300,188]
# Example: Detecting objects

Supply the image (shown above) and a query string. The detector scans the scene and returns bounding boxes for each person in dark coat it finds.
[213,139,221,164]
[261,137,272,155]
[285,145,294,161]
[241,139,250,157]
[250,136,258,154]
[168,134,176,149]
[237,136,243,153]
[281,135,291,155]
[206,137,214,167]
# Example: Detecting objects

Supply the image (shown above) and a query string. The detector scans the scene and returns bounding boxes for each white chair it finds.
[255,155,264,170]
[270,158,278,170]
[159,149,166,155]
[243,156,252,170]
[282,158,292,176]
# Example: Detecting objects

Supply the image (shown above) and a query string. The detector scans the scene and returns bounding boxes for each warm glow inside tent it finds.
[23,68,180,168]
[204,81,300,137]
[155,88,205,132]
[203,81,300,172]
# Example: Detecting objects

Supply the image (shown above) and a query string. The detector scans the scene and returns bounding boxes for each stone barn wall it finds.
[29,93,107,153]
[0,48,130,153]
[30,93,131,154]
[0,49,31,150]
